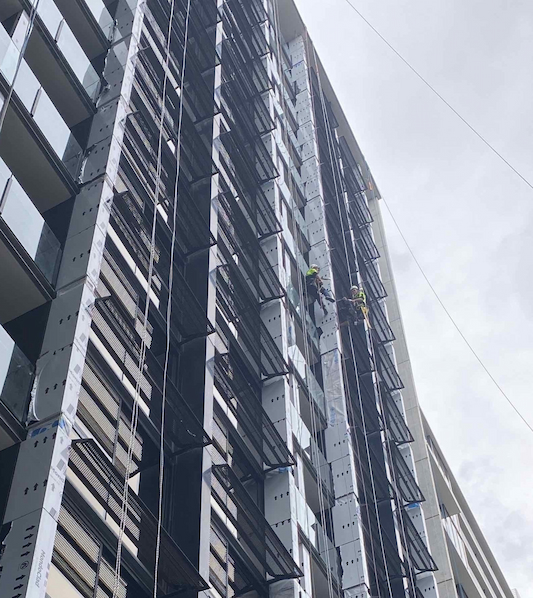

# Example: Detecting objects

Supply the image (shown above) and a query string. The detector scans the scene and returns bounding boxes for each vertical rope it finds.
[270,5,337,598]
[311,46,395,598]
[153,0,192,594]
[112,1,179,594]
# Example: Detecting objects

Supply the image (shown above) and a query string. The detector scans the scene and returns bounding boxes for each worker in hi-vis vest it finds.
[305,264,335,315]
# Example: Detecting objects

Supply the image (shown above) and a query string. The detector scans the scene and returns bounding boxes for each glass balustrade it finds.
[55,24,100,98]
[0,158,61,283]
[12,60,40,110]
[32,0,100,99]
[36,0,63,37]
[0,27,84,175]
[306,366,326,417]
[32,91,83,170]
[83,0,114,39]
[0,325,34,423]
[0,28,19,84]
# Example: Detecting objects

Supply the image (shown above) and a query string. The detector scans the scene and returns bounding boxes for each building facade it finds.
[0,1,516,598]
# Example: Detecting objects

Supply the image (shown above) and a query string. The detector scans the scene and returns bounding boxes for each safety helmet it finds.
[350,285,359,292]
[311,264,320,271]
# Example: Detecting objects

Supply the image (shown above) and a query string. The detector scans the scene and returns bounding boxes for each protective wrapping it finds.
[322,348,348,426]
[268,579,300,598]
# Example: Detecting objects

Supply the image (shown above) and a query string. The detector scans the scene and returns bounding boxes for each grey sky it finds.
[293,0,533,594]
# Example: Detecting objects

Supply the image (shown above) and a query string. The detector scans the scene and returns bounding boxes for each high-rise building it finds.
[0,1,517,598]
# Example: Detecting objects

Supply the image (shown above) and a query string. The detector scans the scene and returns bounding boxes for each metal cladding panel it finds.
[324,424,352,462]
[331,454,357,499]
[332,494,361,547]
[339,540,366,589]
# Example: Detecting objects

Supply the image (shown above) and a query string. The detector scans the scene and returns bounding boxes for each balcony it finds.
[0,160,59,322]
[67,439,209,595]
[286,282,320,355]
[52,0,113,60]
[211,464,301,584]
[0,159,61,283]
[374,342,403,392]
[0,28,79,206]
[214,351,294,472]
[297,437,335,512]
[399,505,437,573]
[0,323,34,428]
[2,0,99,127]
[387,441,424,506]
[298,525,341,598]
[369,299,395,344]
[216,283,288,381]
[381,386,413,446]
[217,190,284,303]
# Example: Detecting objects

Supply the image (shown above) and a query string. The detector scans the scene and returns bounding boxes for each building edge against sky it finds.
[0,0,519,598]
[278,1,517,596]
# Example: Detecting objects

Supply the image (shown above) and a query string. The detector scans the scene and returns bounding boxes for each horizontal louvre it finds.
[69,439,209,594]
[212,465,302,582]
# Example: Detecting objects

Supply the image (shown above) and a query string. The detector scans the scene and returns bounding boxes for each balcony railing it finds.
[0,324,34,424]
[381,386,413,446]
[0,159,61,283]
[399,505,437,573]
[388,441,424,505]
[211,464,302,582]
[33,0,100,98]
[214,351,294,472]
[374,342,403,392]
[0,27,83,175]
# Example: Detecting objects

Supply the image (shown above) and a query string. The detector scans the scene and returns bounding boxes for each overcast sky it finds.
[293,0,533,594]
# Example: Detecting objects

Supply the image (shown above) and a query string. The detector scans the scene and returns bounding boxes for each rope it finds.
[315,47,426,595]
[0,0,41,136]
[311,46,396,598]
[379,194,533,435]
[153,0,192,594]
[339,0,533,194]
[271,6,337,598]
[112,1,178,594]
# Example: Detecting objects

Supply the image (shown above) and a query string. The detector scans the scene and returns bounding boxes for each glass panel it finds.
[56,23,99,95]
[0,27,20,84]
[13,60,40,112]
[32,90,82,165]
[2,176,61,282]
[36,0,63,38]
[0,158,10,196]
[306,365,326,416]
[83,0,114,39]
[0,325,34,423]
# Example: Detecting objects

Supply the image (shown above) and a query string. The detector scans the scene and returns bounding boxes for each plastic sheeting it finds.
[344,585,371,598]
[322,348,347,426]
[269,579,301,598]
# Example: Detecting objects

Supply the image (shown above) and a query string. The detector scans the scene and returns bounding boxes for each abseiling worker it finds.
[306,264,335,315]
[337,285,367,326]
[350,285,367,317]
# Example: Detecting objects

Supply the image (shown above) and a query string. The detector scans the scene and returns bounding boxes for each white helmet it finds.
[311,264,320,271]
[351,285,359,292]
